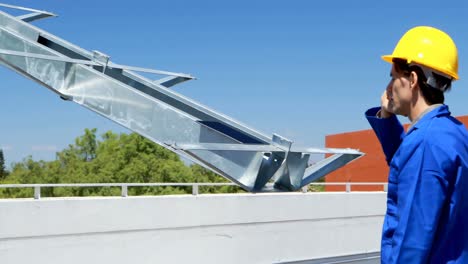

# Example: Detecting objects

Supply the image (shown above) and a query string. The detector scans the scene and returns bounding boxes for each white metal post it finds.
[121,185,128,197]
[34,186,41,199]
[192,184,199,195]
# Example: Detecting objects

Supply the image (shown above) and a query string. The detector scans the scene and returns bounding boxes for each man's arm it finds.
[365,107,405,164]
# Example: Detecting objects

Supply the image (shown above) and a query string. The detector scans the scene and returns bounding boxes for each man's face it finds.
[386,65,413,117]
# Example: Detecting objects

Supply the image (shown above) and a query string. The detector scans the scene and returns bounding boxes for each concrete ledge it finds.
[0,192,385,264]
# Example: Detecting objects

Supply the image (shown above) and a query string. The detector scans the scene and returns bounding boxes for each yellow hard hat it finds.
[382,26,459,80]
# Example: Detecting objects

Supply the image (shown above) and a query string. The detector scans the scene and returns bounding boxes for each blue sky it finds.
[1,0,467,166]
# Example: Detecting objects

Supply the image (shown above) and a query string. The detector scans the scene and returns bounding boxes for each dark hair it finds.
[392,58,451,104]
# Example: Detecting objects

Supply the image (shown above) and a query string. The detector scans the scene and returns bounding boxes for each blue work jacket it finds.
[366,105,468,263]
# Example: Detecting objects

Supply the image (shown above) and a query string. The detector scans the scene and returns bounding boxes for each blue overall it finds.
[366,105,468,263]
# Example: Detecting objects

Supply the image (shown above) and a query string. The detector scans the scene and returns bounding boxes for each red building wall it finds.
[325,115,468,191]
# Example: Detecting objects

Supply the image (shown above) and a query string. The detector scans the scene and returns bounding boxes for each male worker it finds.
[365,26,468,263]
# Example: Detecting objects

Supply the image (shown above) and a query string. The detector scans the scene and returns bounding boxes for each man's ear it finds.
[410,71,418,89]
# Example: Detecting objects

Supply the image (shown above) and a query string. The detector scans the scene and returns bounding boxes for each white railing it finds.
[0,182,388,199]
[307,182,389,193]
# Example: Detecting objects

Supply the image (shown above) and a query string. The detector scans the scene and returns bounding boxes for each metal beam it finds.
[0,49,195,79]
[17,12,56,22]
[0,3,56,18]
[155,76,193,88]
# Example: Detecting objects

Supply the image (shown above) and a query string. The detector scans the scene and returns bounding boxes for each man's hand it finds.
[379,90,393,118]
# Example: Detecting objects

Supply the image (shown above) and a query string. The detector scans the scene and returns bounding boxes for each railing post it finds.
[34,186,41,199]
[121,185,128,197]
[192,184,199,195]
[383,183,388,192]
[345,182,351,193]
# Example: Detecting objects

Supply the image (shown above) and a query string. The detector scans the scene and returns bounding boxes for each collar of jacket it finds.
[406,104,451,135]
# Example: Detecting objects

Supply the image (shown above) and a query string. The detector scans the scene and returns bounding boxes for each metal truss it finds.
[0,4,363,192]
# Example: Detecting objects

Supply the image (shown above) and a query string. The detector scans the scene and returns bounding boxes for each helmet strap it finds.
[409,63,452,91]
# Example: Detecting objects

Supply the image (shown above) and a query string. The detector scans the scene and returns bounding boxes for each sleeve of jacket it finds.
[390,139,451,263]
[365,107,405,164]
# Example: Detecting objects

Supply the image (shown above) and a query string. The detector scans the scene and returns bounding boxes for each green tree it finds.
[75,128,98,161]
[0,129,242,198]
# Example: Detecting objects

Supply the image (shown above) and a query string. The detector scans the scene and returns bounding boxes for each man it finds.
[365,26,468,263]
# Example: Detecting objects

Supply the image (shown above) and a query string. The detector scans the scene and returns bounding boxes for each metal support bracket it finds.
[92,50,110,73]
